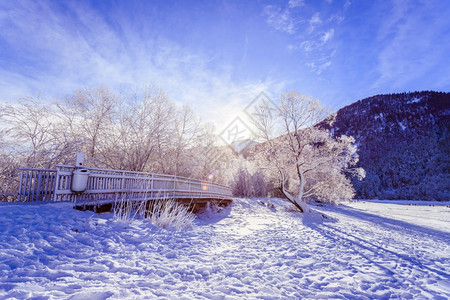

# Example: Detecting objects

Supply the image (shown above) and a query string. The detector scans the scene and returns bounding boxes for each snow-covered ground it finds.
[0,198,449,299]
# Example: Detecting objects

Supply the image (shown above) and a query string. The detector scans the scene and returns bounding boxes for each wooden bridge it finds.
[17,164,233,212]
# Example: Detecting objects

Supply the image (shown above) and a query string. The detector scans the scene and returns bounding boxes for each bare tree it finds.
[57,85,216,176]
[0,97,73,168]
[0,85,232,201]
[0,97,78,200]
[184,123,236,184]
[0,134,21,201]
[252,91,364,212]
[60,86,118,164]
[171,104,202,176]
[104,87,175,172]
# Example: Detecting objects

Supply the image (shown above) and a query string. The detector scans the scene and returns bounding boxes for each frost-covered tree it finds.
[250,170,268,197]
[233,167,251,197]
[0,85,235,201]
[184,124,237,185]
[0,134,21,201]
[58,86,118,163]
[0,97,76,168]
[171,104,203,176]
[232,166,268,198]
[110,87,174,172]
[252,91,364,212]
[0,97,80,200]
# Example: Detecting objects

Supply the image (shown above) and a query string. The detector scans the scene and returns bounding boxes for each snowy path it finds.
[0,199,449,299]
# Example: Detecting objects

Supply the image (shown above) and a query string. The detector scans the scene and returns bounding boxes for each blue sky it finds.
[1,0,449,127]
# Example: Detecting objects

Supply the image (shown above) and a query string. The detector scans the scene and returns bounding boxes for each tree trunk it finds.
[279,170,310,213]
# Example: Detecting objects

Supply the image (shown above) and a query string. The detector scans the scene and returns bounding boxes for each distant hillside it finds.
[324,91,449,201]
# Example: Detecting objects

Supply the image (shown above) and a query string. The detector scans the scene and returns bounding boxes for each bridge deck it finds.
[18,165,233,212]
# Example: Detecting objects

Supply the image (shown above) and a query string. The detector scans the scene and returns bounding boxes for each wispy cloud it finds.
[373,0,450,90]
[0,1,134,95]
[263,5,297,34]
[263,1,342,74]
[309,12,322,33]
[288,0,305,8]
[0,1,288,131]
[307,61,332,74]
[321,29,335,43]
[2,0,448,122]
[298,27,335,53]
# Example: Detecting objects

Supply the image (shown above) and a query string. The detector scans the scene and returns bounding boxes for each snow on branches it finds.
[250,91,365,212]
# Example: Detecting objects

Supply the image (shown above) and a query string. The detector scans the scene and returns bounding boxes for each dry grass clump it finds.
[113,197,195,231]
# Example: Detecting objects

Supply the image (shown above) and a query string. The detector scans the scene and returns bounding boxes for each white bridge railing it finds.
[18,165,233,205]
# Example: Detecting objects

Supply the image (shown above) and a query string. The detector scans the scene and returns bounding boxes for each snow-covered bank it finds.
[0,199,449,299]
[346,200,450,234]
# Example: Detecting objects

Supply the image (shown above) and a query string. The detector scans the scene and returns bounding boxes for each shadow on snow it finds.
[305,204,450,280]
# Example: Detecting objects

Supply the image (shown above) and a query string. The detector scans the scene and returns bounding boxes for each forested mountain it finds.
[324,91,449,201]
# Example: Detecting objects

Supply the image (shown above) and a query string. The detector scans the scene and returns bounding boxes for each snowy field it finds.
[0,198,449,299]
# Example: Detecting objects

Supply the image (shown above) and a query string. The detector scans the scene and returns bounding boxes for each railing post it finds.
[18,170,24,202]
[53,168,60,202]
[120,171,125,201]
[24,171,30,202]
[42,171,49,201]
[173,176,176,198]
[35,170,43,202]
[151,174,154,198]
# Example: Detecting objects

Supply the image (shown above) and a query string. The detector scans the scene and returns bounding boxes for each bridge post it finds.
[120,171,125,201]
[18,170,24,202]
[151,174,154,198]
[189,179,191,198]
[173,176,176,198]
[35,170,43,202]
